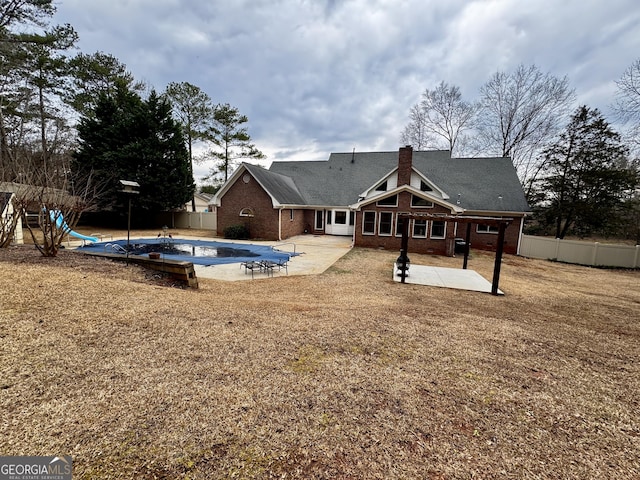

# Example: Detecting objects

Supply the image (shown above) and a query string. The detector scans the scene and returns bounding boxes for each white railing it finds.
[519,235,640,268]
[273,242,296,255]
[104,243,127,254]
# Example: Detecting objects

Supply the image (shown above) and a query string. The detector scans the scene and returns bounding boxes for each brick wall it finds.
[280,208,309,239]
[217,173,280,240]
[397,146,413,186]
[353,190,523,256]
[457,218,523,255]
[354,192,456,255]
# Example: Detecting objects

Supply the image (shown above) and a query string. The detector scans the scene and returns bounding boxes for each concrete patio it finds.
[193,234,353,281]
[392,264,504,295]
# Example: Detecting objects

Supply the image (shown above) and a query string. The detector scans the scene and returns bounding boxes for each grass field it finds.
[0,238,638,479]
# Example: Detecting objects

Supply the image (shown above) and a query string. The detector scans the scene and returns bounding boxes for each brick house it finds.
[211,146,530,255]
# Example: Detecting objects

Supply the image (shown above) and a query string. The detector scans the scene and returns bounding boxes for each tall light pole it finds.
[120,180,140,263]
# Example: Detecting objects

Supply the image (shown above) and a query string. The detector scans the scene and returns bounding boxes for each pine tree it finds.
[538,106,636,238]
[164,81,214,208]
[66,51,145,117]
[73,84,194,213]
[206,103,264,182]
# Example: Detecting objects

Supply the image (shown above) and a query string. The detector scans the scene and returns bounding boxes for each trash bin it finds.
[454,238,469,254]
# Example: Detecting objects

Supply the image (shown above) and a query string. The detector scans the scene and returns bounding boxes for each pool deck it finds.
[71,234,354,282]
[69,234,502,293]
[192,235,353,281]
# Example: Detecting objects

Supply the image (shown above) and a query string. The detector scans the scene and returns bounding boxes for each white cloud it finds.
[54,0,640,164]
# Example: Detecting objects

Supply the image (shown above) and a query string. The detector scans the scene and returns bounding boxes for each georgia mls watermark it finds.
[0,456,72,480]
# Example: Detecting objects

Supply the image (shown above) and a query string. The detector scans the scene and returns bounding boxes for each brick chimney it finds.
[397,145,413,186]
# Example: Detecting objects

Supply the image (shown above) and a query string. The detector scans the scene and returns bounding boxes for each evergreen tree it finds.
[73,84,194,213]
[0,0,55,29]
[205,103,264,182]
[0,2,75,183]
[537,106,636,238]
[20,24,77,177]
[164,81,214,208]
[66,51,145,117]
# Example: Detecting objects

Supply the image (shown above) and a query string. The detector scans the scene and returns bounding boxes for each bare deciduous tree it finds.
[612,58,640,153]
[401,81,477,156]
[400,103,434,151]
[1,125,99,256]
[0,190,20,247]
[477,64,575,189]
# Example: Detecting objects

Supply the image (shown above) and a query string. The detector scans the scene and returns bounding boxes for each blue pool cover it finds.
[78,238,295,266]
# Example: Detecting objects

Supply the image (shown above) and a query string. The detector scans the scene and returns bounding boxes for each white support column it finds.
[592,242,599,266]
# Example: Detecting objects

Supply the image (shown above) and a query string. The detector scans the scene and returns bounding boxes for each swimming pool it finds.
[78,238,294,266]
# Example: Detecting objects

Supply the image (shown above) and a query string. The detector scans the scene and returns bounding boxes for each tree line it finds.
[0,0,263,254]
[2,1,638,253]
[401,64,640,242]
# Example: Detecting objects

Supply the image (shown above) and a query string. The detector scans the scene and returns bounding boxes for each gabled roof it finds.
[215,150,530,214]
[212,163,306,207]
[269,151,451,206]
[351,184,464,213]
[194,192,213,202]
[243,163,306,206]
[412,153,530,212]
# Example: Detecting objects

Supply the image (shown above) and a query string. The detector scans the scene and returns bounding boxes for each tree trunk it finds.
[38,75,48,178]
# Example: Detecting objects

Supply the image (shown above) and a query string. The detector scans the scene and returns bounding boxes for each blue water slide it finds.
[49,210,99,243]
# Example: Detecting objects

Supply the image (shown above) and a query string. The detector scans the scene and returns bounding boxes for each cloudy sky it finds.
[53,0,640,181]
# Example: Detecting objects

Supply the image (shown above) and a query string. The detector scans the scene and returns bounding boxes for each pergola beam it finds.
[397,212,512,296]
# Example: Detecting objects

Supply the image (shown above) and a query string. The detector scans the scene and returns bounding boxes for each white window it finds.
[411,195,433,208]
[334,211,347,224]
[377,194,398,207]
[420,180,433,192]
[363,211,376,235]
[239,208,254,217]
[430,220,446,239]
[379,212,393,236]
[477,224,499,234]
[413,219,428,238]
[375,181,388,191]
[289,209,294,221]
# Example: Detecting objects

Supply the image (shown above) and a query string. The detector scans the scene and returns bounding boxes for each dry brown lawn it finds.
[0,238,639,479]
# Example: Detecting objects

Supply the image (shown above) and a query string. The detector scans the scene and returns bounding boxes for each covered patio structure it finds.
[394,213,513,295]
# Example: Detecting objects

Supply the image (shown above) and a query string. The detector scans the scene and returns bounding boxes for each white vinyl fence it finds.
[519,235,640,268]
[156,211,217,231]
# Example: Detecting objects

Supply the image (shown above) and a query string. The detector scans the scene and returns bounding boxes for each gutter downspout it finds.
[516,215,525,255]
[350,208,357,247]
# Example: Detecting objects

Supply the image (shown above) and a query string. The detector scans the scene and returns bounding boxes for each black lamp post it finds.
[396,216,411,283]
[119,180,140,262]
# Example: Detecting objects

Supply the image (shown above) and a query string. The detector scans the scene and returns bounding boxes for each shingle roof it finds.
[412,153,531,212]
[265,150,529,213]
[244,163,306,205]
